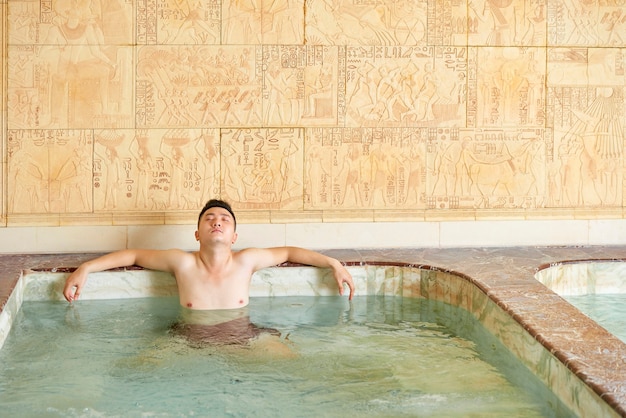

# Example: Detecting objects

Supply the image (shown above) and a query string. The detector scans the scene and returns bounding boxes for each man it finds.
[63,199,354,346]
[63,199,354,317]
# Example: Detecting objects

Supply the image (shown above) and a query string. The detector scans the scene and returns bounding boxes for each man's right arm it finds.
[62,249,185,302]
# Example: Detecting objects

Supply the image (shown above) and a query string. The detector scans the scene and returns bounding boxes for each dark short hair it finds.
[198,199,237,229]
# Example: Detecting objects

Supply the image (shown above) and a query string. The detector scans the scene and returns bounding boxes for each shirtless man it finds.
[63,199,354,345]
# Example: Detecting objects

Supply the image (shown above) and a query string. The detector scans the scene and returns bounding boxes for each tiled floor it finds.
[1,246,625,417]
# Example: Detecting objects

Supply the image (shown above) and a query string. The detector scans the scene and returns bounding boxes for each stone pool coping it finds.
[0,246,625,417]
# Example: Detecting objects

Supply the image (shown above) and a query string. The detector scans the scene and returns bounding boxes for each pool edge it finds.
[1,248,625,417]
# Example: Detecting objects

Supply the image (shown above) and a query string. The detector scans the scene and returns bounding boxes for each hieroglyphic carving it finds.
[138,0,159,44]
[222,0,304,45]
[305,0,427,46]
[221,128,303,209]
[428,0,467,46]
[93,128,220,211]
[471,47,546,128]
[7,0,134,129]
[304,128,427,209]
[345,46,467,128]
[7,129,93,214]
[3,0,626,224]
[136,45,262,128]
[7,1,41,45]
[263,45,341,127]
[262,46,305,126]
[548,0,626,47]
[426,128,547,209]
[546,47,625,207]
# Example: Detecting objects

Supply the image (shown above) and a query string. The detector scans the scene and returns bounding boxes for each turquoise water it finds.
[0,296,573,417]
[564,293,626,343]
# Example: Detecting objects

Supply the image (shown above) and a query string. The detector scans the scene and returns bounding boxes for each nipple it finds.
[187,302,193,308]
[239,299,244,305]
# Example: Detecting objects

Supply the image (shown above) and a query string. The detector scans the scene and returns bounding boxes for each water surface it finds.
[0,296,573,417]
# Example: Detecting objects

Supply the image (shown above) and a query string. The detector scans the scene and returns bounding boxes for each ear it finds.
[195,230,199,241]
[231,232,238,245]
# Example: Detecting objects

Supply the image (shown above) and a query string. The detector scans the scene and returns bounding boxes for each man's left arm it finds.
[242,247,355,300]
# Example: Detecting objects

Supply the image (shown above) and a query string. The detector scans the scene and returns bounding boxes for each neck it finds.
[197,242,233,272]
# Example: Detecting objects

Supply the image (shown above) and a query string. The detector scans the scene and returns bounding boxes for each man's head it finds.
[198,199,237,230]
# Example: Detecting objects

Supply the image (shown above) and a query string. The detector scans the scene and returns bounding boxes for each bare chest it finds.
[175,270,251,310]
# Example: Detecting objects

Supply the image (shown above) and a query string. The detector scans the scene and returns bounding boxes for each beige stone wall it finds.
[1,0,625,228]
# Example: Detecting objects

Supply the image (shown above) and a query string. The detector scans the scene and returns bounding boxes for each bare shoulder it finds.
[171,249,203,266]
[232,247,263,264]
[134,248,196,272]
[233,247,287,272]
[146,248,194,261]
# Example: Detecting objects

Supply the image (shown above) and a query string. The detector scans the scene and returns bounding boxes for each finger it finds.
[340,277,355,300]
[63,287,73,302]
[336,280,344,296]
[65,285,80,302]
[348,281,355,300]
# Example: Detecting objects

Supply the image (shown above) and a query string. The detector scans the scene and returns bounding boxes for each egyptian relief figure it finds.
[262,0,305,44]
[519,0,546,46]
[8,2,39,44]
[346,47,467,128]
[475,47,545,127]
[263,62,298,126]
[403,138,426,207]
[305,0,426,45]
[8,130,95,214]
[51,132,93,213]
[221,129,303,209]
[137,46,261,128]
[303,64,334,119]
[45,0,117,72]
[428,130,546,209]
[222,0,263,44]
[160,0,220,44]
[7,5,40,129]
[339,144,367,207]
[600,8,626,46]
[277,138,302,202]
[551,0,623,46]
[8,132,50,213]
[263,46,338,127]
[195,129,221,204]
[469,0,523,46]
[547,48,625,208]
[553,88,624,207]
[129,132,155,210]
[371,140,410,207]
[95,131,126,210]
[304,129,356,209]
[430,139,463,198]
[305,128,426,210]
[37,0,131,128]
[159,130,208,210]
[304,140,330,207]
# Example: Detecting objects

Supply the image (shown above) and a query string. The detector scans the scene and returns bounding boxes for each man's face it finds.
[196,207,237,245]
